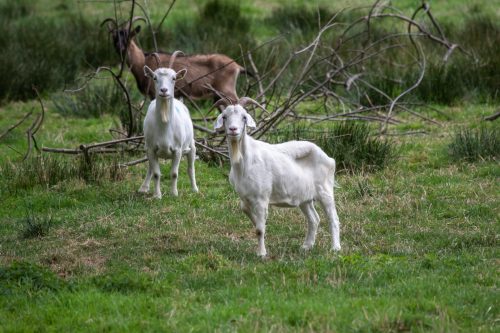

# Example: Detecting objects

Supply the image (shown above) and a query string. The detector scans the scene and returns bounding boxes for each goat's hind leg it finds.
[318,188,341,251]
[187,142,199,193]
[299,201,320,250]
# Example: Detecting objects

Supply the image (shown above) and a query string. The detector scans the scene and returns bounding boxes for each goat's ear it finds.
[245,113,256,129]
[143,65,154,79]
[176,68,187,81]
[132,25,141,37]
[214,113,225,130]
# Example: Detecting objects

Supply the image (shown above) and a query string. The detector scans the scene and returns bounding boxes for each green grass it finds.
[1,0,499,331]
[1,98,499,331]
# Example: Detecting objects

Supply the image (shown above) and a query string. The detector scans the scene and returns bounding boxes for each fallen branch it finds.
[0,110,33,141]
[484,111,500,122]
[119,157,148,167]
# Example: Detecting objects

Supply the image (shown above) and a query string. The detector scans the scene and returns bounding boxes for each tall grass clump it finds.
[163,0,256,57]
[51,80,125,118]
[449,126,499,162]
[1,154,127,192]
[268,122,395,172]
[266,6,335,34]
[0,1,114,102]
[19,212,55,239]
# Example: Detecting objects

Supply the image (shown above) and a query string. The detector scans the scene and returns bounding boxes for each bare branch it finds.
[0,110,33,141]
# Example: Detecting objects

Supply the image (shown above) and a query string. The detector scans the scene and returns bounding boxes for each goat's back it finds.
[272,140,335,172]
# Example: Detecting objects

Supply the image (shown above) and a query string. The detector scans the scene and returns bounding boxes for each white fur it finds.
[215,105,341,256]
[139,66,198,198]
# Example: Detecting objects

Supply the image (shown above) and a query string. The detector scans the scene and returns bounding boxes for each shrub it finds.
[449,126,499,162]
[268,122,396,172]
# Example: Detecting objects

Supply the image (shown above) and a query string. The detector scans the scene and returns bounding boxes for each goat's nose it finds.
[229,126,237,132]
[160,88,168,94]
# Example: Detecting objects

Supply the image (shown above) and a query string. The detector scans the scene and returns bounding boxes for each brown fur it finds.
[143,51,242,102]
[107,22,244,102]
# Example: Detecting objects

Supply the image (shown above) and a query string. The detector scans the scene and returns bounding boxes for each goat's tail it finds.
[240,67,255,79]
[330,158,340,189]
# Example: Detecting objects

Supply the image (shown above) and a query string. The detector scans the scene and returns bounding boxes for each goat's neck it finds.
[155,97,174,124]
[127,40,146,76]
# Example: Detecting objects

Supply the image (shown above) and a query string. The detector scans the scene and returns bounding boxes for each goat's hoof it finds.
[331,244,341,252]
[192,186,199,193]
[171,191,179,197]
[138,188,149,194]
[301,243,314,251]
[152,194,162,200]
[256,250,267,258]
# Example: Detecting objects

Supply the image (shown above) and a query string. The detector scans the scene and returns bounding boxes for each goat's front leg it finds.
[139,152,154,193]
[170,150,182,196]
[247,200,269,257]
[187,141,199,193]
[150,154,162,199]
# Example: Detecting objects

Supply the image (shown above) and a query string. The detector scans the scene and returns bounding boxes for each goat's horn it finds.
[208,99,230,114]
[100,18,117,30]
[131,16,147,24]
[168,50,184,69]
[152,53,162,67]
[123,16,147,29]
[238,97,267,112]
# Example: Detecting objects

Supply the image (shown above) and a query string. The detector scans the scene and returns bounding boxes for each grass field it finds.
[1,0,499,332]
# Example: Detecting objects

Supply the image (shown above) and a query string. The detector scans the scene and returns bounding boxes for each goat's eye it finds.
[222,116,227,120]
[243,116,247,121]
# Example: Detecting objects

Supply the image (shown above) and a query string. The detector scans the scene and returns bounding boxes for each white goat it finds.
[214,98,341,256]
[138,52,198,198]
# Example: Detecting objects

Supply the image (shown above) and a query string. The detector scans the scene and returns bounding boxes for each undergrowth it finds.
[449,126,499,162]
[0,154,127,193]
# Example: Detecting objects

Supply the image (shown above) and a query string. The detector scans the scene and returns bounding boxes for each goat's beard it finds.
[159,97,172,123]
[230,138,242,164]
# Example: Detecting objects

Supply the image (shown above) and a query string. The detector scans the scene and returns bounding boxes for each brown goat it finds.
[102,17,249,103]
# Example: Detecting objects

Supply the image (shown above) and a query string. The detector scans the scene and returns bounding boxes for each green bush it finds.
[449,126,499,162]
